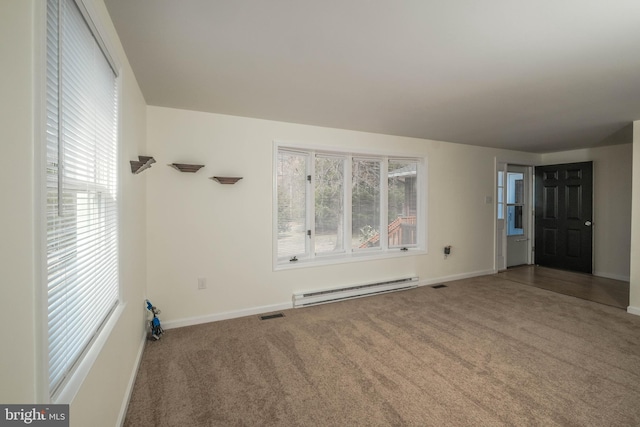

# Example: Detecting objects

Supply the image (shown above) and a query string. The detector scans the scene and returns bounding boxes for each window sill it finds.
[274,248,427,271]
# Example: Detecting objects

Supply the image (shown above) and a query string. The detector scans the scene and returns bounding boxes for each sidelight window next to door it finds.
[507,172,524,236]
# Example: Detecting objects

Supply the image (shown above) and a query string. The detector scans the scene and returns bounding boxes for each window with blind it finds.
[45,0,119,398]
[275,145,425,268]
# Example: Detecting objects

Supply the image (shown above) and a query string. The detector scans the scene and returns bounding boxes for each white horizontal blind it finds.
[46,0,119,397]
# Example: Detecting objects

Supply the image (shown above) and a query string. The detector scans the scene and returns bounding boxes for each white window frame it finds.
[273,141,427,270]
[39,0,123,403]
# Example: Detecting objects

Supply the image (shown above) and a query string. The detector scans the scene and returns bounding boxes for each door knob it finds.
[585,220,592,226]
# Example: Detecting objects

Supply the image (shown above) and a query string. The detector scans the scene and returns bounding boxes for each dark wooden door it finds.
[534,162,593,273]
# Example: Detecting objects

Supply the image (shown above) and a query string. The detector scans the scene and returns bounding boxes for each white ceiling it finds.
[104,0,640,153]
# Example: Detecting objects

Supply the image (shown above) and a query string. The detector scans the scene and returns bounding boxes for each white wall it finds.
[147,107,635,324]
[0,1,149,425]
[146,106,539,325]
[630,122,640,314]
[0,0,38,403]
[542,143,633,281]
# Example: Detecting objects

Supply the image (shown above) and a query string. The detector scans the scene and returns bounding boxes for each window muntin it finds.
[497,170,505,220]
[275,146,424,266]
[506,172,524,236]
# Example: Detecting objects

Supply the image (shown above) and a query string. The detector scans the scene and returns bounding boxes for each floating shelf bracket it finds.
[169,163,205,173]
[210,176,243,184]
[130,156,156,174]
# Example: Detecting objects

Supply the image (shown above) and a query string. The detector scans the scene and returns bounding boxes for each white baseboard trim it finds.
[117,332,147,427]
[162,301,293,330]
[627,306,640,316]
[162,270,498,330]
[593,271,630,282]
[417,269,497,287]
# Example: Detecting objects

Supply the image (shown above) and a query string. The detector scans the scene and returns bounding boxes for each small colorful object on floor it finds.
[145,299,164,340]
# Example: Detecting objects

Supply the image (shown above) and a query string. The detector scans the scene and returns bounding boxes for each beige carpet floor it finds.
[124,274,640,426]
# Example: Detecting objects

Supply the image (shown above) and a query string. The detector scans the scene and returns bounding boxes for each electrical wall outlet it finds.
[197,277,206,290]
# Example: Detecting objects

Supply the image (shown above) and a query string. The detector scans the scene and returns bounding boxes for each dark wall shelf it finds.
[130,156,156,174]
[169,163,205,173]
[210,176,243,184]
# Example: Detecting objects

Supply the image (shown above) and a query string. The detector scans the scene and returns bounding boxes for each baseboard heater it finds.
[292,276,419,308]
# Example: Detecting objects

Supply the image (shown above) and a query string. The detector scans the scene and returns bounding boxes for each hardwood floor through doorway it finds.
[498,265,629,309]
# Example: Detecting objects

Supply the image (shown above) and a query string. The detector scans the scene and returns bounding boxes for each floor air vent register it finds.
[260,313,285,320]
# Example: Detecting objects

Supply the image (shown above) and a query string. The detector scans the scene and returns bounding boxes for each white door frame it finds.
[495,160,534,271]
[495,161,507,271]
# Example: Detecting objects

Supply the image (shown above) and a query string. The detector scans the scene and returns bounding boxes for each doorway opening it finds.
[506,165,531,267]
[495,161,594,274]
[495,162,533,271]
